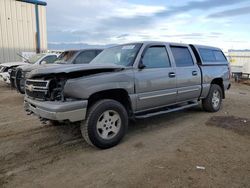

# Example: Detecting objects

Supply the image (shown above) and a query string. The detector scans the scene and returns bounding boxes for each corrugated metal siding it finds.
[0,0,47,63]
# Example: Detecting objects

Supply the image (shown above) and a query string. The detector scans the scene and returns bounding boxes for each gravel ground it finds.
[0,82,250,188]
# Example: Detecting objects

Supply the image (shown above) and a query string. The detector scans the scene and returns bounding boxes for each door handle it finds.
[192,71,198,76]
[169,72,176,78]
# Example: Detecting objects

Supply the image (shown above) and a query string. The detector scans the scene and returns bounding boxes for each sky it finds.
[46,0,250,51]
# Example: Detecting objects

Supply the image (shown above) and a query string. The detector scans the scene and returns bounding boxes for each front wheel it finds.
[202,84,222,112]
[80,99,128,149]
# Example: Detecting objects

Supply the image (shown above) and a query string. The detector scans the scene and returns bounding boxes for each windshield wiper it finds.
[17,53,31,64]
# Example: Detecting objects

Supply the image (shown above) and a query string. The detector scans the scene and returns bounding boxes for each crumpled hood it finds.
[19,63,60,72]
[0,62,28,67]
[28,63,125,78]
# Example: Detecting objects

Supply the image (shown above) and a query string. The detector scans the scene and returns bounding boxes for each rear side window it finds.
[199,48,227,62]
[142,46,171,68]
[214,50,227,61]
[74,50,97,64]
[170,46,194,67]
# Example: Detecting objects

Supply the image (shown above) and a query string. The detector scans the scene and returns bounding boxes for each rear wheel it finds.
[81,99,128,149]
[202,84,222,112]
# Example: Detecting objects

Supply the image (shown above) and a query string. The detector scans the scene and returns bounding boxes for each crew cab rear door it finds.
[169,45,202,102]
[134,44,177,111]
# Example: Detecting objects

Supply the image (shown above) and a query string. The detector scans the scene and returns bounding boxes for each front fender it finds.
[63,70,134,99]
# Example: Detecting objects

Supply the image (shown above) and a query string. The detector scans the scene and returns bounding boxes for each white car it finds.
[0,62,28,84]
[0,53,58,85]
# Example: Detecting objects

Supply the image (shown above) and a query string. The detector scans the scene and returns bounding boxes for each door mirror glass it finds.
[41,61,47,65]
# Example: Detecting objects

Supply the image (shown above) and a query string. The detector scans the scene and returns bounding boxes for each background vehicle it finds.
[9,53,58,88]
[0,62,27,85]
[14,49,103,94]
[24,42,230,149]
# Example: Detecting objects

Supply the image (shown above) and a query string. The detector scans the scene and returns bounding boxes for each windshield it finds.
[90,43,142,66]
[54,51,78,64]
[28,54,45,64]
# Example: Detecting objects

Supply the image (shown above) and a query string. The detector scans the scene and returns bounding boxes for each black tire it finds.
[48,120,61,126]
[202,84,222,112]
[15,69,25,94]
[81,99,128,149]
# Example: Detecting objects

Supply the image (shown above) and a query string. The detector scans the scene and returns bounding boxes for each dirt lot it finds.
[0,82,250,188]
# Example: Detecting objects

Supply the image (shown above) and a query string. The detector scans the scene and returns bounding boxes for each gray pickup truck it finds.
[24,42,230,149]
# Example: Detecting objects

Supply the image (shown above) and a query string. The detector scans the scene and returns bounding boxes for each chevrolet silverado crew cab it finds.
[24,42,230,149]
[13,49,103,94]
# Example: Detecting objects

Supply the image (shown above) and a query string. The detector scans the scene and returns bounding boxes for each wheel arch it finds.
[211,78,225,99]
[87,89,133,116]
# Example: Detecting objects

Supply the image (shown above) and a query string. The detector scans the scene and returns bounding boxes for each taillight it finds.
[228,65,231,79]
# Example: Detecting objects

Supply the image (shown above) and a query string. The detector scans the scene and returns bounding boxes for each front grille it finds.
[26,80,49,87]
[25,79,50,100]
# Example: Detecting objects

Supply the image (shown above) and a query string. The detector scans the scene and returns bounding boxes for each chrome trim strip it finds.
[139,92,177,100]
[178,88,199,94]
[27,88,48,92]
[26,79,50,88]
[25,85,48,90]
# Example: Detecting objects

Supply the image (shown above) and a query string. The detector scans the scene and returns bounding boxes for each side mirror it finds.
[41,61,47,65]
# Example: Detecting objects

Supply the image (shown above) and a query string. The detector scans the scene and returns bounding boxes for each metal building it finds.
[0,0,47,63]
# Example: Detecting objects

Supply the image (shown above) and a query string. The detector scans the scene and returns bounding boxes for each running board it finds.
[135,102,199,119]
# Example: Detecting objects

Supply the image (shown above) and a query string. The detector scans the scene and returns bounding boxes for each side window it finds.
[74,51,97,64]
[214,50,227,62]
[199,49,216,62]
[199,48,227,62]
[41,55,57,64]
[170,46,194,67]
[142,46,171,68]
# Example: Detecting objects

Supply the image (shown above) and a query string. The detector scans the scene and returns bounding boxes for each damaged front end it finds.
[25,77,66,101]
[24,73,84,123]
[24,64,125,123]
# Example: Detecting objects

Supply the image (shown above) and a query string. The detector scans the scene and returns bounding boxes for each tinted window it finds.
[199,49,216,62]
[214,50,227,61]
[96,50,103,55]
[199,48,227,62]
[142,46,171,68]
[41,55,57,64]
[171,46,194,67]
[74,51,97,64]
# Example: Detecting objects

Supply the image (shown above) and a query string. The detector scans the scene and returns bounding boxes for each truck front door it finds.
[134,45,177,111]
